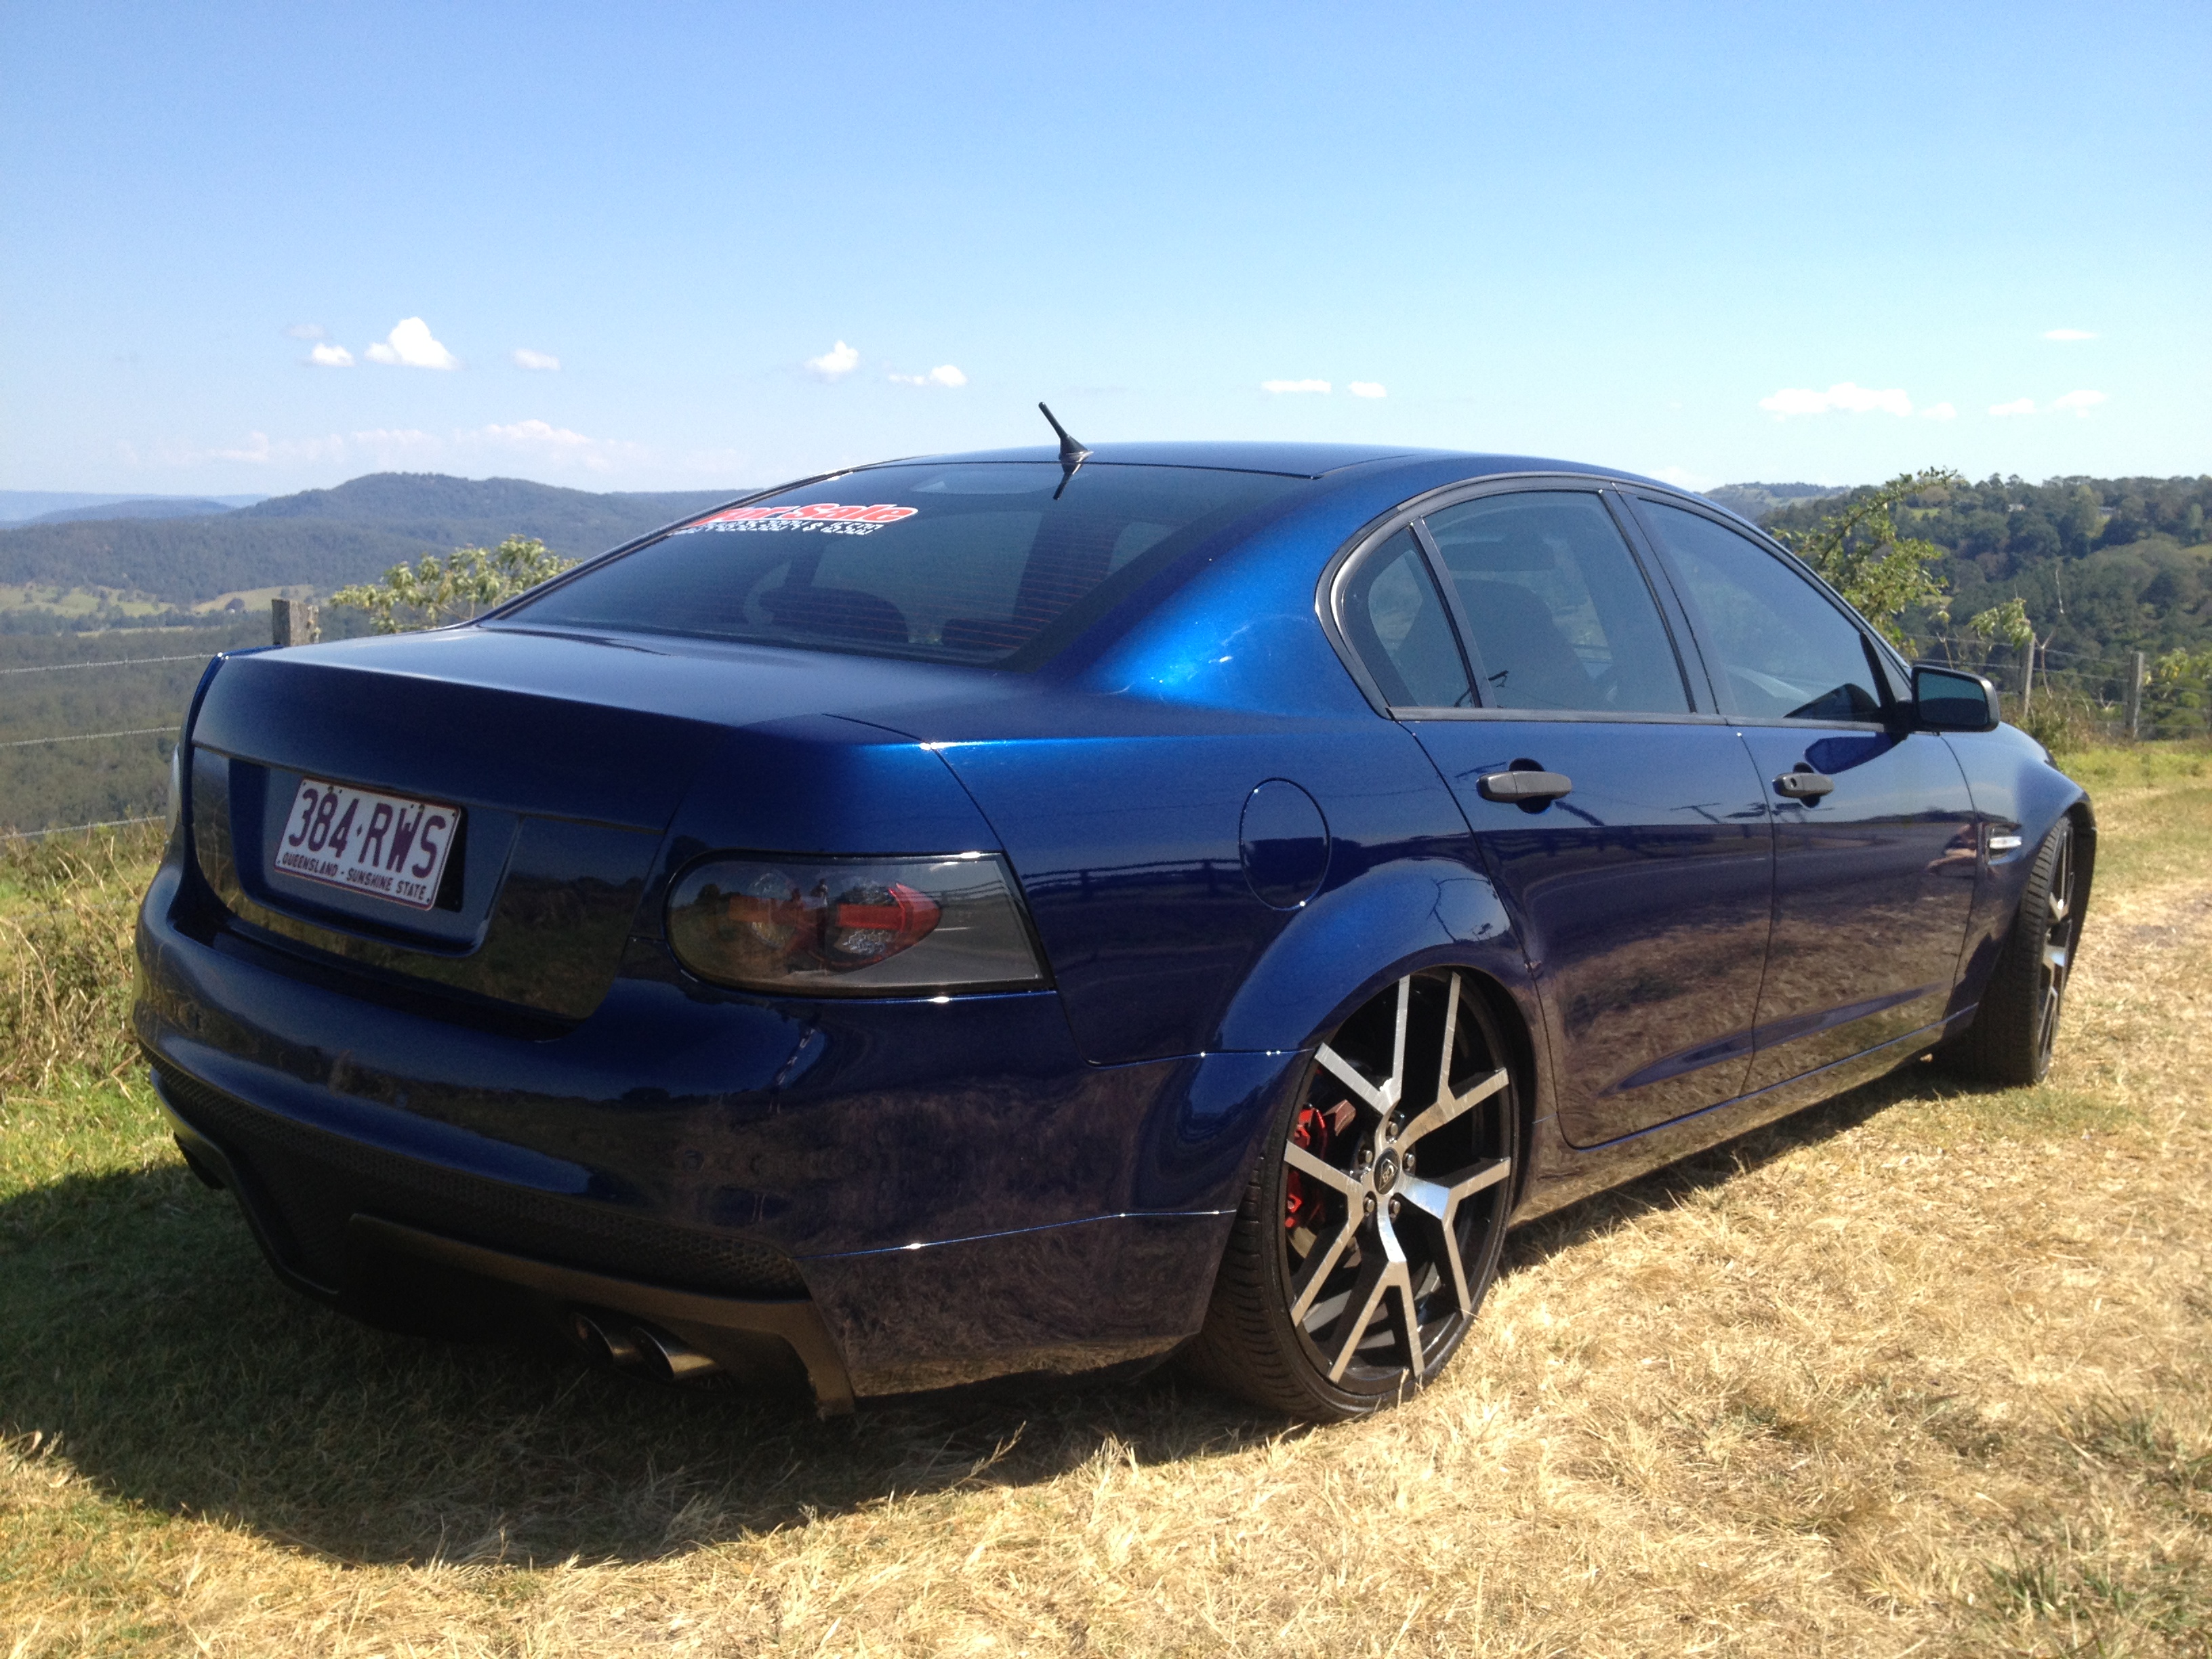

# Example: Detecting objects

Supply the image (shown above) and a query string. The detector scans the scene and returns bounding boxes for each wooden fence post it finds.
[271,597,319,647]
[2125,651,2145,741]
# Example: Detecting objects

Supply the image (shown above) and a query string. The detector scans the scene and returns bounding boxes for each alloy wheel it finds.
[2035,827,2077,1075]
[1276,970,1515,1393]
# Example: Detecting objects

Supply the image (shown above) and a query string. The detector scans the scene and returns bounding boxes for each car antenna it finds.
[1038,402,1090,496]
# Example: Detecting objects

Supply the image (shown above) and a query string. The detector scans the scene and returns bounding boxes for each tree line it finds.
[1759,472,2212,741]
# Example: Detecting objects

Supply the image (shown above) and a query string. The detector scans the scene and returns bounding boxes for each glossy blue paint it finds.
[1736,724,1978,1088]
[131,441,2091,1404]
[1411,720,1776,1145]
[1238,780,1330,909]
[139,856,1280,1253]
[1212,855,1522,1046]
[931,720,1477,1061]
[1939,722,2093,1012]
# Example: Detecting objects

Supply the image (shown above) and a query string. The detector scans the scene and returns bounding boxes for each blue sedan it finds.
[135,430,2091,1420]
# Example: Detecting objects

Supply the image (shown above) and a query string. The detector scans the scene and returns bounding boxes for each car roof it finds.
[858,441,1677,487]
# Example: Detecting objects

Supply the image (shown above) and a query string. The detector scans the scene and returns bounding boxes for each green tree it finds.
[330,536,576,634]
[1772,467,1963,647]
[1965,594,2035,657]
[2151,646,2212,736]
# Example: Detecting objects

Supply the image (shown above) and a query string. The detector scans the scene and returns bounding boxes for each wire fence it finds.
[1925,638,2212,746]
[1,724,180,750]
[1,816,163,844]
[0,652,219,676]
[3,629,2209,842]
[1,647,219,840]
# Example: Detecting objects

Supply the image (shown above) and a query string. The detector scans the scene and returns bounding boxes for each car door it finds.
[1334,486,1776,1147]
[1625,496,1979,1091]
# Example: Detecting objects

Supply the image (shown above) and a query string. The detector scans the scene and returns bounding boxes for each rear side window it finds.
[1421,492,1689,714]
[1338,529,1474,708]
[1635,501,1884,722]
[498,462,1302,668]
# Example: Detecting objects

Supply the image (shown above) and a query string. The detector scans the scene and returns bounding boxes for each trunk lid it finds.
[184,629,1010,1022]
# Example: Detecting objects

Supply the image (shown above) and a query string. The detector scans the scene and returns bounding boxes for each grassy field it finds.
[2,746,2208,1656]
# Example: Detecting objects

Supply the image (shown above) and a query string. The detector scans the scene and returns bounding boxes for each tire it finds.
[1944,816,2083,1086]
[1184,968,1521,1420]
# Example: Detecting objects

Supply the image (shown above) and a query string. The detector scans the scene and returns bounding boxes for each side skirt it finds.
[1513,1012,1969,1224]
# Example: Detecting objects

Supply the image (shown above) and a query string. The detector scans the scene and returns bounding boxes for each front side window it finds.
[1420,492,1690,714]
[1338,528,1474,708]
[499,462,1303,668]
[1635,501,1884,722]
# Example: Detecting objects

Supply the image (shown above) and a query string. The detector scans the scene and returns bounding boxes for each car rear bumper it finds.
[136,861,1296,1402]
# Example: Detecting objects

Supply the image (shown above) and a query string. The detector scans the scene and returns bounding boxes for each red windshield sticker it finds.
[674,503,920,537]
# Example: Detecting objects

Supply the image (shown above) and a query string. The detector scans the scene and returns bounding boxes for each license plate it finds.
[274,777,461,910]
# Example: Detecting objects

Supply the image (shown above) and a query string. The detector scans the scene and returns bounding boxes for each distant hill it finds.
[0,473,746,606]
[234,472,739,548]
[1704,482,1845,521]
[0,489,265,525]
[28,496,240,525]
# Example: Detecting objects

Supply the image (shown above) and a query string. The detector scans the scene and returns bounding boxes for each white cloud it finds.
[344,428,444,466]
[806,340,859,379]
[284,323,325,341]
[363,316,458,369]
[1758,382,1912,418]
[307,344,354,368]
[207,430,353,466]
[1347,381,1387,398]
[1989,397,2037,417]
[511,348,560,371]
[890,363,969,388]
[211,431,275,464]
[1920,401,1957,420]
[1655,465,1716,491]
[2043,328,2097,341]
[2050,388,2108,415]
[1261,378,1331,394]
[464,418,639,470]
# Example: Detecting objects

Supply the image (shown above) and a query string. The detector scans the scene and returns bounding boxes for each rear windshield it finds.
[497,462,1303,668]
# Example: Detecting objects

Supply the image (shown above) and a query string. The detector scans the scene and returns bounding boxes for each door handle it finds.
[1477,770,1573,803]
[1773,769,1835,800]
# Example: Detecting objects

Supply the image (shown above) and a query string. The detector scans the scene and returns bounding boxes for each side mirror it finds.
[1912,663,2000,732]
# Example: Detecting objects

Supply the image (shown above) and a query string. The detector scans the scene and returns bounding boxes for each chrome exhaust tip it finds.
[633,1325,722,1385]
[570,1309,645,1369]
[569,1309,722,1385]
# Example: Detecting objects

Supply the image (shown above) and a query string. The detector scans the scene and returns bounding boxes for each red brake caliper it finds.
[1284,1104,1334,1233]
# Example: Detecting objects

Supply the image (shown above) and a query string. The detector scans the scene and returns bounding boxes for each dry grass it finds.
[0,821,164,1090]
[2,761,2208,1656]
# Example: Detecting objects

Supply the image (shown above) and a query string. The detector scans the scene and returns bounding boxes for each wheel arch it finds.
[2064,795,2097,933]
[1208,855,1549,1210]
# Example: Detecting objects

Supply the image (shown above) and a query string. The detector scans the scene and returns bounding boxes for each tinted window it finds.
[501,462,1302,667]
[1338,529,1473,708]
[1637,501,1883,722]
[1421,492,1689,713]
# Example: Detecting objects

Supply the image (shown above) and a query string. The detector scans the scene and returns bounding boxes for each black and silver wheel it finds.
[1945,816,2084,1086]
[1187,968,1520,1420]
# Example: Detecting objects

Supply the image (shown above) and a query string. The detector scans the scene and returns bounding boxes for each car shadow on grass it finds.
[1,1057,1963,1568]
[1499,1054,1953,1270]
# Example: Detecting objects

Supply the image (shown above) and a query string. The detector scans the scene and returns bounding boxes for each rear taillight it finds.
[666,853,1047,995]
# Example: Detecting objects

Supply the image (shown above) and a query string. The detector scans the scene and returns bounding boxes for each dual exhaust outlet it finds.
[569,1308,722,1386]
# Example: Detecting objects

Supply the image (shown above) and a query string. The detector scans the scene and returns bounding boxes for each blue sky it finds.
[3,0,2205,496]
